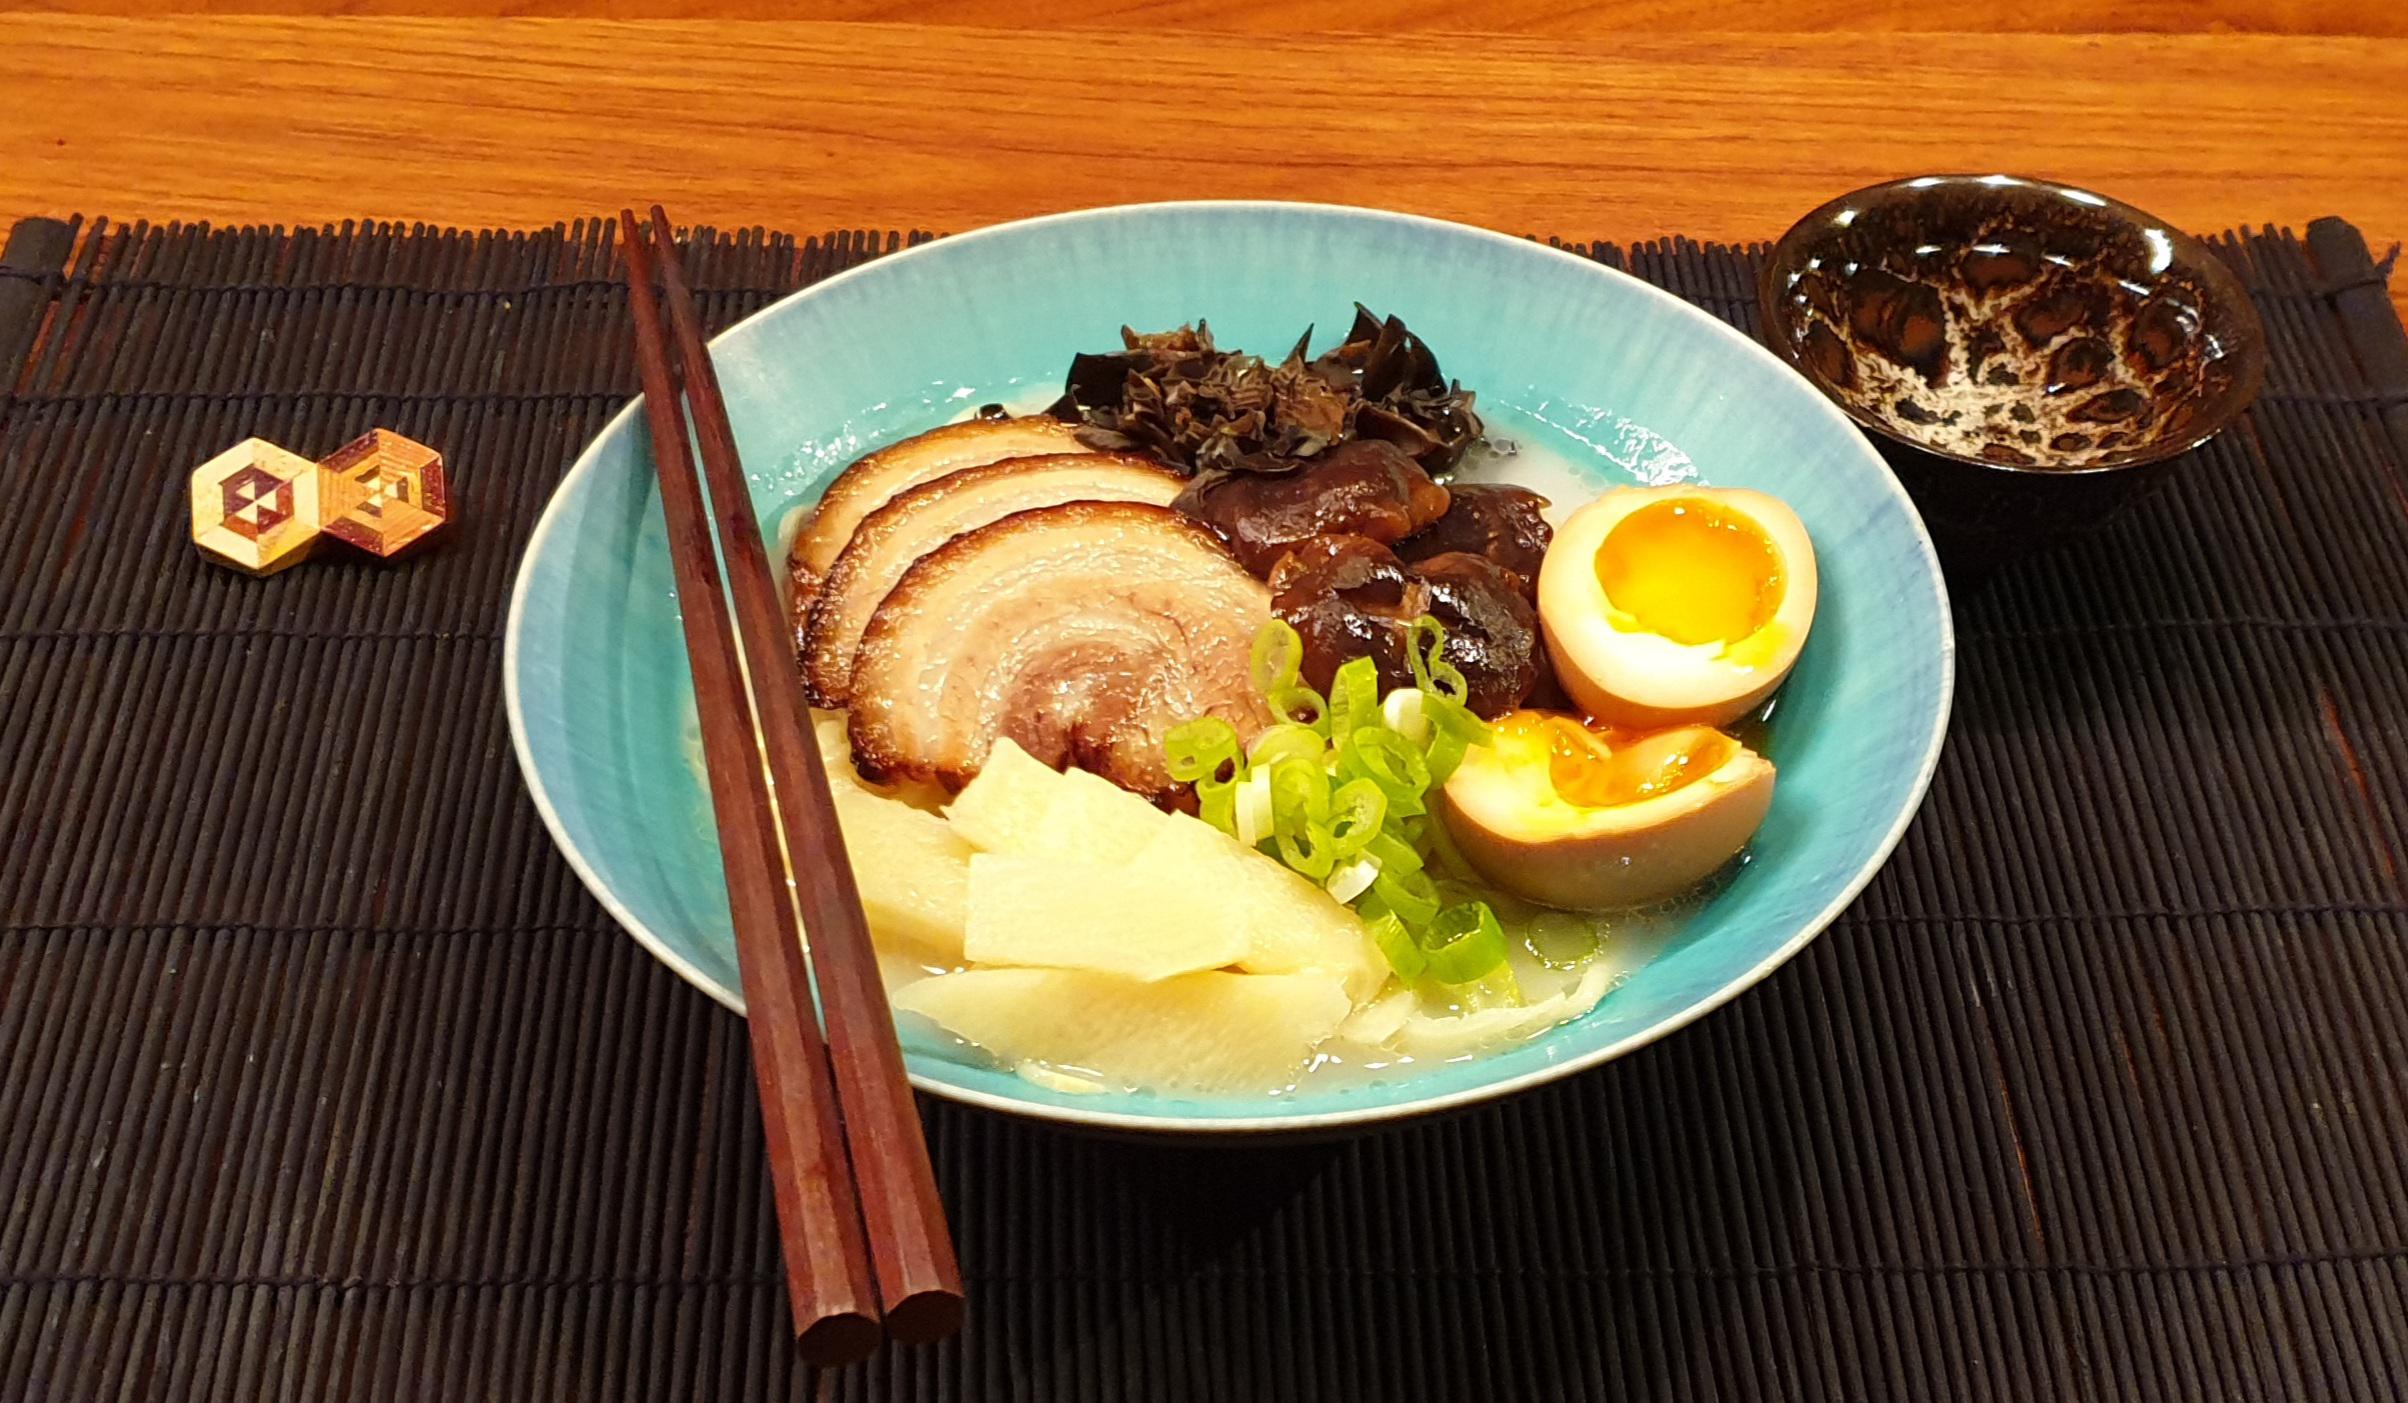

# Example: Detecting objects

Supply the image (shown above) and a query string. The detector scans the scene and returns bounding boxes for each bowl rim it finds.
[504,198,1958,1134]
[1757,172,2268,476]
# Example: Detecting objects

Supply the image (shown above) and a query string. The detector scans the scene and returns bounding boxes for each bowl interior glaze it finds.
[1761,175,2265,473]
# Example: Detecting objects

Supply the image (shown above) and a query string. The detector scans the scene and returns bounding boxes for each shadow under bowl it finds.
[1759,174,2266,576]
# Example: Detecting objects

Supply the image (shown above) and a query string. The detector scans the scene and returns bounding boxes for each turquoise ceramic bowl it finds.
[506,202,1953,1134]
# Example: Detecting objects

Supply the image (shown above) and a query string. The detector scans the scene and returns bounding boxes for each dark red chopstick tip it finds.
[881,1287,967,1346]
[796,1309,885,1367]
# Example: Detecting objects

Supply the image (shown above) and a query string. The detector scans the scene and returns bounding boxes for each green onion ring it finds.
[1428,691,1493,745]
[1276,817,1338,880]
[1423,726,1470,784]
[1365,908,1425,981]
[1251,619,1305,696]
[1338,727,1430,817]
[1328,655,1380,735]
[1419,901,1509,984]
[1363,827,1423,876]
[1404,616,1443,691]
[1164,716,1242,784]
[1248,722,1327,772]
[1524,910,1603,971]
[1419,801,1480,881]
[1326,778,1387,858]
[1268,754,1332,828]
[1372,866,1441,929]
[1269,683,1330,734]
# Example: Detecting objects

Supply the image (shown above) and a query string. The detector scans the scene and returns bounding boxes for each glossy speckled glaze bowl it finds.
[1761,175,2266,572]
[506,202,1954,1134]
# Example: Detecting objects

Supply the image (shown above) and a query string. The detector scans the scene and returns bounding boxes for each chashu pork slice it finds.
[785,417,1098,643]
[803,452,1184,707]
[849,501,1274,803]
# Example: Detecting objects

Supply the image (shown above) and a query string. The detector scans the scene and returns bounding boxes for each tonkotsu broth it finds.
[718,395,1750,1099]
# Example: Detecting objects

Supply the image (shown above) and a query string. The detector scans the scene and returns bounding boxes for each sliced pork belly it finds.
[801,452,1183,707]
[848,502,1273,803]
[784,417,1098,646]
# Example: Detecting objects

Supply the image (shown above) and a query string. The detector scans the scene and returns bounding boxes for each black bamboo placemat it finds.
[3,213,2406,1402]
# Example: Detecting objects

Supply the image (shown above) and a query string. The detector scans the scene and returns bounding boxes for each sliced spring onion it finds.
[1426,657,1473,710]
[1428,691,1493,745]
[1267,754,1332,828]
[1326,777,1387,857]
[1198,773,1240,835]
[1400,616,1494,765]
[1164,616,1530,989]
[1338,726,1430,817]
[1325,857,1380,903]
[1379,686,1431,745]
[1248,721,1327,770]
[1165,716,1242,784]
[1524,910,1604,971]
[1419,799,1479,881]
[1366,909,1425,982]
[1328,655,1380,734]
[1233,765,1276,847]
[1266,759,1338,876]
[1403,616,1438,669]
[1268,682,1330,733]
[1423,726,1470,784]
[1403,616,1444,692]
[1372,866,1441,929]
[1363,827,1423,876]
[1420,901,1509,984]
[1252,618,1305,695]
[1276,819,1338,880]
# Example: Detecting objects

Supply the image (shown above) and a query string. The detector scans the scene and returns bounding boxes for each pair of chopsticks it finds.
[619,207,961,1364]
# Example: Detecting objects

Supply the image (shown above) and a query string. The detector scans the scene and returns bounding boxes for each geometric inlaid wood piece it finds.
[188,438,326,576]
[316,429,451,558]
[189,430,454,576]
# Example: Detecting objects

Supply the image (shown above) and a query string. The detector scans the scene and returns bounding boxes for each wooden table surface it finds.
[1,10,2403,322]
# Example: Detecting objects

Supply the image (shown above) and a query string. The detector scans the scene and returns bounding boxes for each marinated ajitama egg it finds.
[1537,486,1817,730]
[1440,713,1775,910]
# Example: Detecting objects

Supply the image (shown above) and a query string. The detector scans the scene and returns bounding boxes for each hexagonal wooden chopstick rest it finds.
[190,430,450,575]
[189,438,326,577]
[318,430,451,559]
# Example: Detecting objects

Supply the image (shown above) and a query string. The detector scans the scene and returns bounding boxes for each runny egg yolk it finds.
[1593,498,1785,648]
[1498,712,1740,810]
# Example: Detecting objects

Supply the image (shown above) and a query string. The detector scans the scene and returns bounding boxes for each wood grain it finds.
[2,18,2402,326]
[5,0,2403,36]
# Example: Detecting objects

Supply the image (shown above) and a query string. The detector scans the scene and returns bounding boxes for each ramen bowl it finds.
[506,202,1954,1134]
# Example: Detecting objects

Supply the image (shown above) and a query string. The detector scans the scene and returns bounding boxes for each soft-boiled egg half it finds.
[1440,713,1774,909]
[1538,486,1817,730]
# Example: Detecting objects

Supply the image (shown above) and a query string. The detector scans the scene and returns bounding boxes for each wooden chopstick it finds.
[620,214,884,1364]
[622,208,966,1351]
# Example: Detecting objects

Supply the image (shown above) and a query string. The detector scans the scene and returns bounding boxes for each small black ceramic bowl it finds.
[1760,174,2265,572]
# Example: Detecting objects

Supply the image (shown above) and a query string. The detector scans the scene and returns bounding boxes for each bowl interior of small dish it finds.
[1760,175,2265,472]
